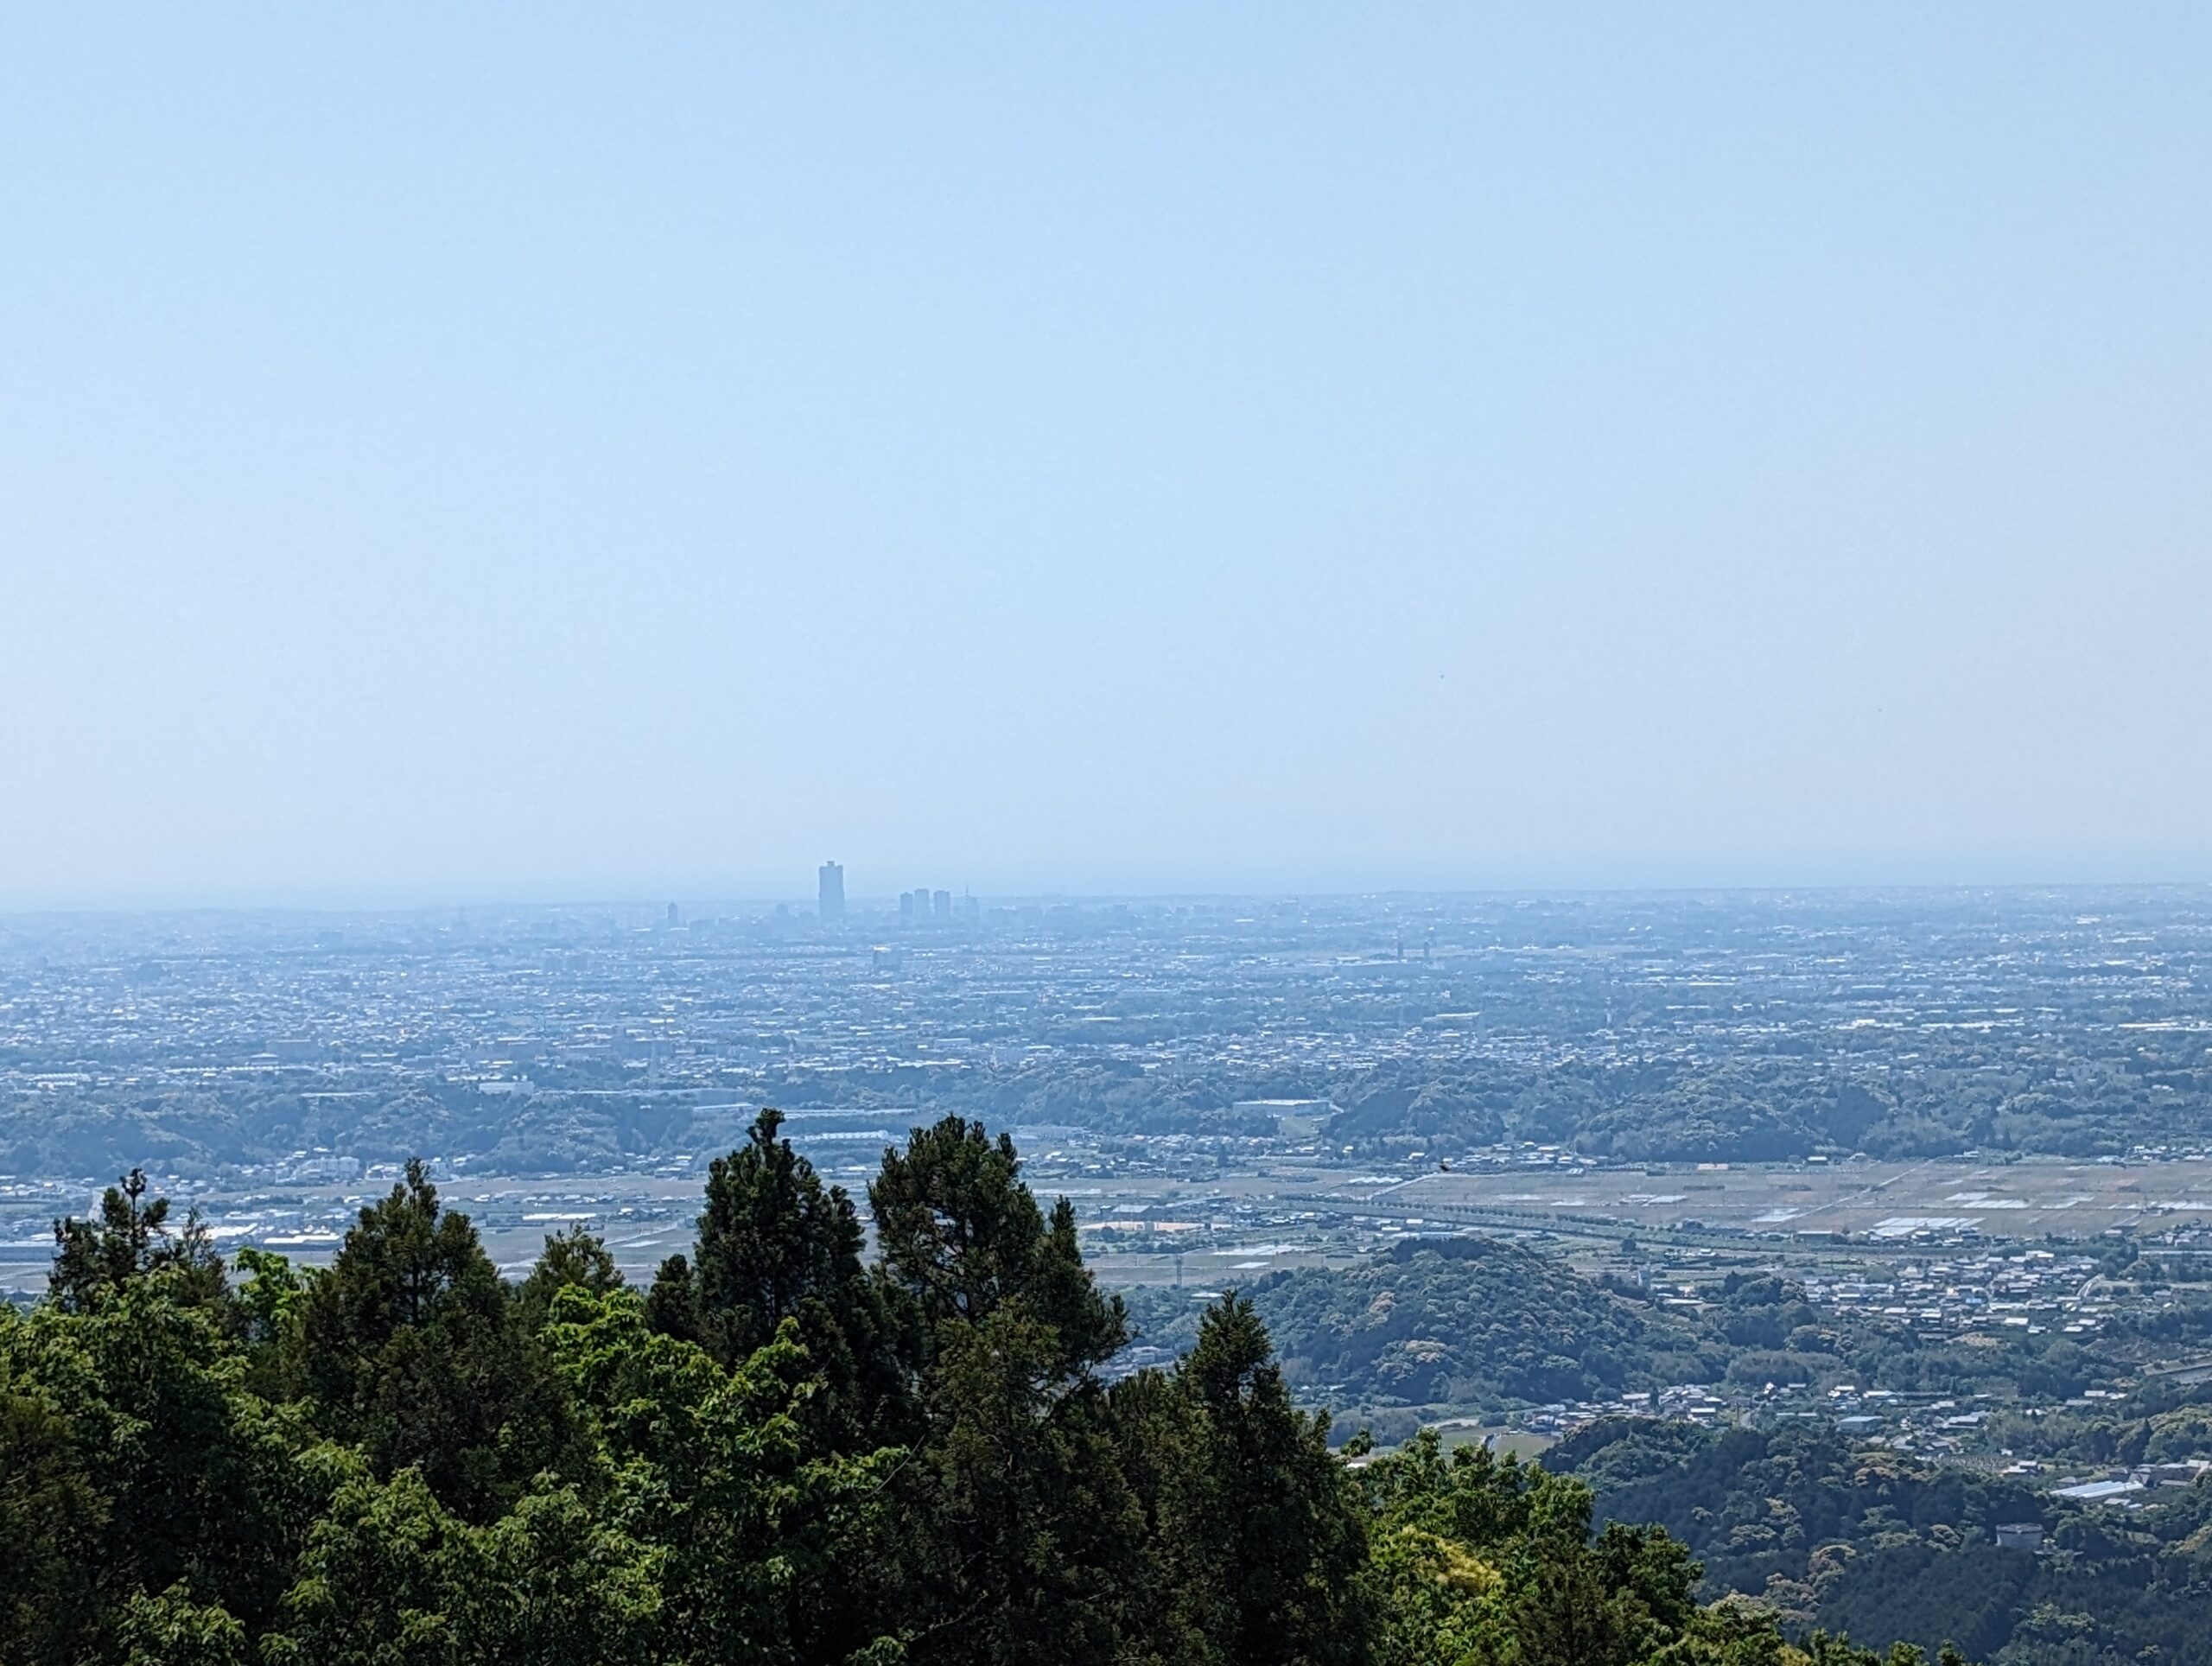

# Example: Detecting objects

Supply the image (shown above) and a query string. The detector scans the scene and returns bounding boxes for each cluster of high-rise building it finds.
[899,887,977,926]
[816,860,977,928]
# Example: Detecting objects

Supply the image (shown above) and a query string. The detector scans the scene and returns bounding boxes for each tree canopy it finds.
[2,1117,1959,1666]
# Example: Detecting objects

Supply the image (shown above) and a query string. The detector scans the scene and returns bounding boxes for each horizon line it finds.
[6,874,2212,921]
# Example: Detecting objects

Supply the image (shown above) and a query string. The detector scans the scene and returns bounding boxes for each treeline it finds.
[0,1059,1284,1180]
[4,1114,1937,1666]
[20,1028,2212,1183]
[1325,1044,2212,1164]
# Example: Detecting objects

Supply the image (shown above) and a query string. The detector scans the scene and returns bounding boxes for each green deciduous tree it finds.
[0,1307,107,1664]
[264,1461,663,1666]
[118,1584,251,1666]
[1360,1428,1724,1666]
[516,1224,623,1332]
[545,1284,906,1663]
[1,1269,306,1663]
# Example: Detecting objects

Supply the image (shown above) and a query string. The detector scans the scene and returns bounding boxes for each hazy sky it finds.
[4,7,2209,906]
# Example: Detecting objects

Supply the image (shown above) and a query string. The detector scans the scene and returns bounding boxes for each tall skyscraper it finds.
[817,861,845,922]
[932,888,952,923]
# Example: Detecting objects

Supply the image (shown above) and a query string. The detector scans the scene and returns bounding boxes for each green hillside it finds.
[1247,1236,1721,1408]
[1188,1245,2212,1432]
[1554,1418,2212,1666]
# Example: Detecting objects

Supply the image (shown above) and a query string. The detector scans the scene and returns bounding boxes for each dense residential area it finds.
[8,893,2212,1663]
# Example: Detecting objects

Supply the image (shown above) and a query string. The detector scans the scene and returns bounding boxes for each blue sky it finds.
[3,6,2209,905]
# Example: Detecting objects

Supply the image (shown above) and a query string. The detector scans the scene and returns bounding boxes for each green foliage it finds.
[544,1283,905,1662]
[647,1106,910,1447]
[905,1303,1142,1665]
[515,1223,624,1331]
[6,1119,1955,1666]
[1550,1417,2212,1666]
[263,1466,662,1666]
[871,1115,1126,1352]
[1359,1428,1704,1666]
[867,1116,1141,1664]
[49,1167,229,1314]
[1239,1247,2202,1427]
[1132,1294,1371,1666]
[1249,1235,1720,1410]
[0,1271,309,1663]
[0,1306,108,1663]
[118,1584,249,1666]
[1320,1043,2212,1164]
[1551,1420,2047,1603]
[296,1158,574,1518]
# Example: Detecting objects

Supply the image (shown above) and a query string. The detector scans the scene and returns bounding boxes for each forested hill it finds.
[1189,1242,2212,1434]
[1554,1419,2212,1666]
[3,1113,1941,1666]
[1320,1051,2212,1165]
[1248,1236,1720,1408]
[12,1024,2212,1179]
